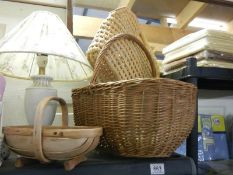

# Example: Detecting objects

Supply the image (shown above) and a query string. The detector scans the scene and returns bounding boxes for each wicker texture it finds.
[92,33,159,83]
[72,78,197,157]
[86,7,147,68]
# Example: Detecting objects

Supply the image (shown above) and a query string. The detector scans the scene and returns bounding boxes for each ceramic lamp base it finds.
[25,75,57,125]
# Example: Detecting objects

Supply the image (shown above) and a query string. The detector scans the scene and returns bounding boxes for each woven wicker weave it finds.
[72,78,197,157]
[92,33,159,83]
[86,7,148,68]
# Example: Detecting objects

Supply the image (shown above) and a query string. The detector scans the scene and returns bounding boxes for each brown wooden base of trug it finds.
[64,156,87,171]
[15,156,87,171]
[15,157,33,168]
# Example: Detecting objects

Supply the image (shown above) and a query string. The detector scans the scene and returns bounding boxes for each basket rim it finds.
[3,126,103,138]
[72,78,197,93]
[86,7,139,52]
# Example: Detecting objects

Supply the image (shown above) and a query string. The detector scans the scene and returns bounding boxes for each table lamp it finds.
[0,11,93,125]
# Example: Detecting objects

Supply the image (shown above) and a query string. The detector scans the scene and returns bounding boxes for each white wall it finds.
[2,77,89,127]
[199,90,233,117]
[0,23,6,39]
[0,1,66,32]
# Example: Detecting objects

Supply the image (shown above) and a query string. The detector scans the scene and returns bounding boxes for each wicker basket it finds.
[72,78,197,157]
[92,33,160,83]
[86,7,149,68]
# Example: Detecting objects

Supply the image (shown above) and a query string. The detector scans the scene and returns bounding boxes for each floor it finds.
[198,160,233,175]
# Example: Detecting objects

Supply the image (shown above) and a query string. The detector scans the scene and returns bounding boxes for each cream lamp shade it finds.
[0,11,93,126]
[0,11,93,81]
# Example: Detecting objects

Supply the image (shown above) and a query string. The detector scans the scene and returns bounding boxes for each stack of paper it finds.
[162,29,233,74]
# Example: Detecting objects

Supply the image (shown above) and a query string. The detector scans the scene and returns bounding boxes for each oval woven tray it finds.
[86,7,148,68]
[92,33,160,83]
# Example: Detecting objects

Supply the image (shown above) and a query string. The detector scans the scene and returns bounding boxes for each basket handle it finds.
[33,96,68,162]
[91,33,160,84]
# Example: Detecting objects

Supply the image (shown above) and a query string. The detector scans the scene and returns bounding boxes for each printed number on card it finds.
[150,163,165,175]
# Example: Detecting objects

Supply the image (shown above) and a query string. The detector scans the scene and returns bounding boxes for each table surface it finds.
[0,152,196,175]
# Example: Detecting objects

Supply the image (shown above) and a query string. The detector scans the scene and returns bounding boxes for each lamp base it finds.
[25,75,57,125]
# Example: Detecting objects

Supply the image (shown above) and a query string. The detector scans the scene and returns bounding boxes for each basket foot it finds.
[64,156,87,171]
[15,157,31,168]
[40,161,50,164]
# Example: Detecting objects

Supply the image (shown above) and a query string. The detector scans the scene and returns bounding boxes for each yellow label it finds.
[198,115,202,133]
[211,114,225,132]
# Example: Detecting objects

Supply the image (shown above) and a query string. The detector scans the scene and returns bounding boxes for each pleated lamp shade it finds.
[0,11,93,81]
